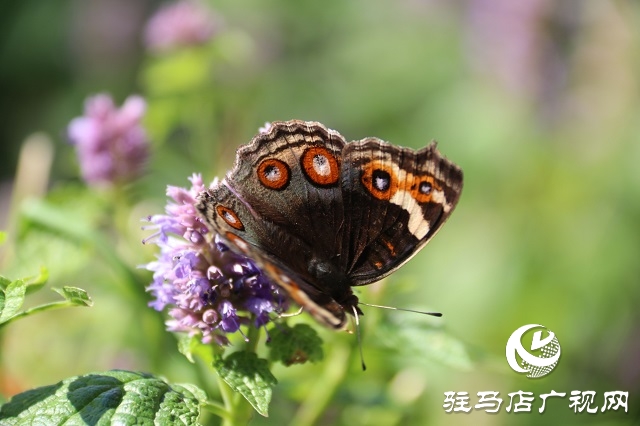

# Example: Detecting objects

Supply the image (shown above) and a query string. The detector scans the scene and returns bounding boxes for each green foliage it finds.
[0,370,206,425]
[0,279,25,324]
[267,323,324,366]
[0,268,91,329]
[23,266,49,295]
[52,287,92,307]
[214,352,277,417]
[12,186,147,306]
[377,318,473,371]
[177,334,222,365]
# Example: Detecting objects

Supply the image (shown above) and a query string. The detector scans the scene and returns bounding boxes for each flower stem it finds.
[217,374,236,424]
[202,400,231,421]
[245,321,261,353]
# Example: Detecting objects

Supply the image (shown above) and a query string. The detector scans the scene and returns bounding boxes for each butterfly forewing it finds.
[229,121,347,260]
[196,178,350,329]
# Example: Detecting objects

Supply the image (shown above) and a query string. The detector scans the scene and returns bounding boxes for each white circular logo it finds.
[505,324,561,378]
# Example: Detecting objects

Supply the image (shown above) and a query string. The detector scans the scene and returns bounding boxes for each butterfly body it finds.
[196,120,463,329]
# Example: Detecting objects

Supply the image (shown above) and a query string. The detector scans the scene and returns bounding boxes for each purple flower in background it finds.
[68,93,149,187]
[466,0,550,98]
[466,0,584,123]
[144,0,219,53]
[143,174,288,345]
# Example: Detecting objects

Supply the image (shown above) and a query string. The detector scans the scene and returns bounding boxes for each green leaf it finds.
[23,266,49,295]
[177,334,222,365]
[267,323,324,366]
[52,286,93,307]
[0,272,92,328]
[214,352,277,417]
[0,285,92,328]
[0,231,6,245]
[0,275,11,290]
[0,370,206,425]
[178,334,199,363]
[0,280,26,324]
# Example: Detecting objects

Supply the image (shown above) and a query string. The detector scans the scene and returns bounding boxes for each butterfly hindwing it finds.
[220,231,347,329]
[341,139,463,285]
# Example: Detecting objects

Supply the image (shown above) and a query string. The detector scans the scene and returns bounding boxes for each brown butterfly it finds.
[196,120,463,329]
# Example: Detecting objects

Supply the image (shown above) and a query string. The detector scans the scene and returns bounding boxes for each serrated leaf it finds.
[173,383,207,406]
[0,370,206,425]
[214,352,277,417]
[52,286,93,307]
[267,324,324,366]
[0,280,26,324]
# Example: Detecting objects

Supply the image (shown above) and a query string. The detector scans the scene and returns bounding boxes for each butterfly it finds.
[195,120,463,329]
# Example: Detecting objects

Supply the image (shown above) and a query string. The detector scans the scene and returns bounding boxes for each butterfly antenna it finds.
[359,302,442,317]
[351,306,367,371]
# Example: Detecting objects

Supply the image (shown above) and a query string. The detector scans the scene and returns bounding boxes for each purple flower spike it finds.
[144,1,220,53]
[143,174,288,344]
[68,93,149,187]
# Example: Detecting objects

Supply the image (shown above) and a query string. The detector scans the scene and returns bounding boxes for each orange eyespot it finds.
[409,176,440,203]
[301,146,340,187]
[361,161,398,200]
[257,158,290,190]
[216,205,244,230]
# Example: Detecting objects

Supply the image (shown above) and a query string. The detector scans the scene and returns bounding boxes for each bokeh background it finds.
[1,0,638,425]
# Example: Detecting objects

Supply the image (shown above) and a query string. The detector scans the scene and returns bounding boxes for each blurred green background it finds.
[1,0,638,425]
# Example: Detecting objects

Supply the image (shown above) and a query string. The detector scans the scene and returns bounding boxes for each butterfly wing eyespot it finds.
[360,161,399,200]
[300,146,340,187]
[409,176,441,203]
[215,205,245,231]
[257,158,291,190]
[419,181,431,194]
